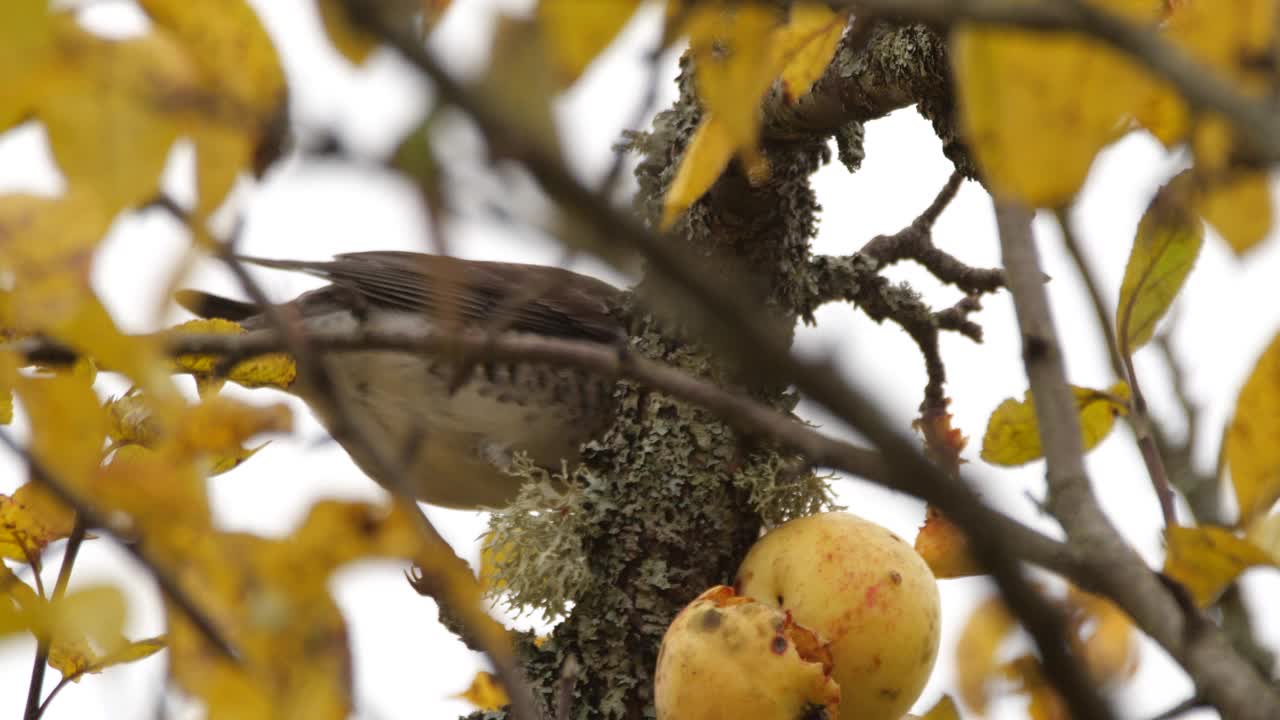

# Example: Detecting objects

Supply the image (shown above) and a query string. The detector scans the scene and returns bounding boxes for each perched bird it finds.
[178,251,624,509]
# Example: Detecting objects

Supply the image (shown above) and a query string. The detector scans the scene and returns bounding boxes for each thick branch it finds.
[996,200,1280,720]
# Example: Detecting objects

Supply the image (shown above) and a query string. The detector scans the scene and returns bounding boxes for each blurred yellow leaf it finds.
[918,694,961,720]
[0,350,14,424]
[169,318,297,389]
[662,116,734,228]
[1116,172,1204,354]
[0,193,170,390]
[1226,333,1280,525]
[167,501,423,720]
[137,0,287,212]
[52,635,166,683]
[14,368,107,498]
[1163,525,1271,607]
[1140,0,1278,165]
[38,26,204,214]
[773,4,847,103]
[951,0,1161,206]
[956,595,1015,713]
[688,3,783,165]
[481,16,561,160]
[981,382,1130,466]
[0,482,75,563]
[914,504,982,579]
[107,390,288,477]
[479,530,514,592]
[0,0,56,131]
[1066,587,1139,684]
[137,0,285,117]
[454,671,509,710]
[1245,512,1280,562]
[2,585,127,655]
[538,0,641,85]
[1200,172,1273,256]
[1001,655,1067,720]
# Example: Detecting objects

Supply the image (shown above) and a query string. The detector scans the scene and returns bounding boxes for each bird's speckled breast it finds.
[287,311,615,508]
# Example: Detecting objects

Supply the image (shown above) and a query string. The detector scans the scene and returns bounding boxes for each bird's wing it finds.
[238,252,624,342]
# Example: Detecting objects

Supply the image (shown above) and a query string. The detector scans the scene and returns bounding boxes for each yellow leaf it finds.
[955,595,1015,713]
[914,504,982,579]
[773,5,847,102]
[1116,172,1204,354]
[480,16,561,161]
[38,26,204,214]
[951,0,1161,206]
[137,0,288,212]
[454,671,509,711]
[20,586,129,663]
[169,318,297,389]
[918,695,961,720]
[688,3,783,164]
[538,0,642,85]
[0,193,171,390]
[1226,333,1280,525]
[0,482,75,563]
[0,0,55,131]
[14,369,107,497]
[1163,525,1271,607]
[0,350,14,424]
[479,530,514,592]
[137,0,285,117]
[61,635,166,682]
[1139,1,1278,161]
[980,382,1130,466]
[1245,512,1280,562]
[1066,587,1138,684]
[1200,171,1273,255]
[662,116,734,228]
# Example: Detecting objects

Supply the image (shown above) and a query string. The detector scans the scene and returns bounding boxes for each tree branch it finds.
[995,199,1280,720]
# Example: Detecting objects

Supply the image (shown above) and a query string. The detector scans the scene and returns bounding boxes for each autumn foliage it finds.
[2,1,1280,719]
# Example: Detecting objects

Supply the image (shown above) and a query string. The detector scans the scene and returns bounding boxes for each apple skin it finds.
[654,586,841,720]
[735,512,941,720]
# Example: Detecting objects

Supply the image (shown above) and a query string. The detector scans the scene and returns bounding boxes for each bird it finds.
[177,251,625,509]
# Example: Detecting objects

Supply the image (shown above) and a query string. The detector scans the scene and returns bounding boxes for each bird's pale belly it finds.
[296,349,613,509]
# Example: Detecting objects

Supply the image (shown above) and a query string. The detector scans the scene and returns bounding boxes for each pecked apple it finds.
[735,512,941,720]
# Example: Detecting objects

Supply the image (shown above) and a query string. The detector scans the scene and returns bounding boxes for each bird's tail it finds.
[174,290,261,322]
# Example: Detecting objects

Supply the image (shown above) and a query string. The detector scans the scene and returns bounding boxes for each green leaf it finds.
[1116,171,1204,354]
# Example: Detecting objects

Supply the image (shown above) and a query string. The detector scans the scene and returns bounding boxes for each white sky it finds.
[2,1,1279,718]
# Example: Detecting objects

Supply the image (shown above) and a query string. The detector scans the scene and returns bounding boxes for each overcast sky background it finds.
[2,1,1279,718]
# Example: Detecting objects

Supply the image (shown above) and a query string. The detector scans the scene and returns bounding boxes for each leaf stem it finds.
[24,516,86,720]
[1122,350,1179,527]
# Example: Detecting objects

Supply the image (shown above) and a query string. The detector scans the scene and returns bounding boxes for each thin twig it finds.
[1054,209,1123,379]
[24,517,85,720]
[0,430,239,662]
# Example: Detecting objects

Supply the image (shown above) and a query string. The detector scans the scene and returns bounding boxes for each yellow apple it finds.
[736,512,941,720]
[654,585,841,720]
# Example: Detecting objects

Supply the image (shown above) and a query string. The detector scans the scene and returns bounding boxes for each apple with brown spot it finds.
[735,512,940,720]
[654,585,841,720]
